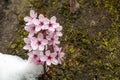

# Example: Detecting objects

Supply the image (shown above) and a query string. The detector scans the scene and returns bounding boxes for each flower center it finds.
[33,33,37,37]
[37,41,41,45]
[33,54,38,59]
[32,26,35,30]
[51,38,54,41]
[49,22,53,27]
[37,59,41,63]
[40,22,44,26]
[48,55,52,60]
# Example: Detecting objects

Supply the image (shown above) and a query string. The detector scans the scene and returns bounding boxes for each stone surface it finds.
[0,0,31,54]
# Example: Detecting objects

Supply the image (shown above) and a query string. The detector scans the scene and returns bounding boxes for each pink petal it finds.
[53,45,59,51]
[60,52,65,58]
[32,18,39,25]
[33,50,40,54]
[35,25,42,32]
[51,58,58,65]
[42,39,48,45]
[46,60,51,66]
[28,32,35,38]
[50,16,56,23]
[26,22,33,25]
[23,45,29,50]
[24,38,30,44]
[40,56,47,61]
[45,50,51,56]
[42,25,48,30]
[39,45,44,51]
[31,41,38,50]
[57,25,63,31]
[46,36,51,41]
[38,33,43,40]
[23,45,32,51]
[24,16,32,22]
[44,18,49,25]
[24,26,30,32]
[58,59,62,64]
[39,14,44,19]
[30,37,37,41]
[30,10,37,18]
[57,32,63,36]
[55,40,60,44]
[49,27,55,32]
[53,52,57,56]
[53,23,59,28]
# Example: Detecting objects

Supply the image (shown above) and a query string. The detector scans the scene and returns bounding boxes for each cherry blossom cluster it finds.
[23,10,64,66]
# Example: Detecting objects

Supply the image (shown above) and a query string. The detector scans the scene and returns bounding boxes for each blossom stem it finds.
[43,62,46,74]
[43,46,47,74]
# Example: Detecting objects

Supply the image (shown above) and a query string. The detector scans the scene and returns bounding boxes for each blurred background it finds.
[0,0,120,80]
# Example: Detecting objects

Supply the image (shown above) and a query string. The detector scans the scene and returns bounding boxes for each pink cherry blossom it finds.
[40,50,58,66]
[47,16,59,32]
[31,33,48,51]
[46,34,60,45]
[35,14,49,32]
[23,38,32,51]
[24,10,37,25]
[54,25,63,36]
[53,45,60,51]
[54,48,64,64]
[24,24,36,33]
[28,50,42,65]
[28,32,36,38]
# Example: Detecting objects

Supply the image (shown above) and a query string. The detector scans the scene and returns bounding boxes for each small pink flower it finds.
[23,38,32,51]
[46,34,60,45]
[24,10,37,25]
[24,24,36,33]
[54,25,63,36]
[53,45,59,51]
[28,50,42,65]
[31,33,48,51]
[35,14,49,32]
[28,32,37,38]
[41,50,58,66]
[55,48,64,64]
[47,16,59,32]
